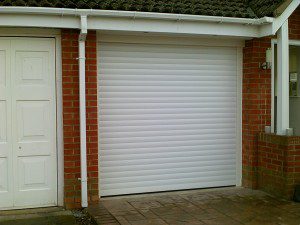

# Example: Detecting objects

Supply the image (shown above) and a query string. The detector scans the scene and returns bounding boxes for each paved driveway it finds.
[87,187,300,225]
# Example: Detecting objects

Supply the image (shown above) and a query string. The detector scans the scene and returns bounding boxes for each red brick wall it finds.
[242,7,300,189]
[62,30,98,209]
[258,133,300,199]
[242,37,272,188]
[289,7,300,40]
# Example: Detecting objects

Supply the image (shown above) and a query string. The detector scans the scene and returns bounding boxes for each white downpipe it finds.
[276,20,289,135]
[79,16,88,208]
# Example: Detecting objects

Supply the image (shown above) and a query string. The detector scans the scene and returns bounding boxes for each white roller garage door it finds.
[98,38,239,196]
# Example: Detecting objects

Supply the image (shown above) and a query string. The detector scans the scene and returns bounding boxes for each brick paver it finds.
[87,188,300,225]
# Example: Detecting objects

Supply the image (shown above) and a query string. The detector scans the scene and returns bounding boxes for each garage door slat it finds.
[100,159,236,173]
[101,125,235,133]
[100,145,235,156]
[101,164,236,178]
[101,175,236,190]
[101,170,236,185]
[100,128,236,139]
[100,149,235,162]
[99,97,236,104]
[101,138,236,150]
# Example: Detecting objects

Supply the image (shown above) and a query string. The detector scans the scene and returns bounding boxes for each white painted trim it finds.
[0,28,61,36]
[97,32,101,199]
[0,28,64,207]
[0,14,80,29]
[55,34,64,207]
[0,4,298,37]
[273,0,300,35]
[276,20,290,135]
[271,39,300,134]
[236,47,243,187]
[89,17,266,38]
[0,7,274,38]
[274,40,300,45]
[0,7,273,24]
[271,39,276,133]
[98,33,245,47]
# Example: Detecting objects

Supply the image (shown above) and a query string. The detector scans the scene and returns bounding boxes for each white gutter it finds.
[78,15,88,208]
[0,7,275,37]
[0,6,274,25]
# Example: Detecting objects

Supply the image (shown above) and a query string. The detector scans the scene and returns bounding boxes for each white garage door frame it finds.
[0,28,64,209]
[97,33,243,197]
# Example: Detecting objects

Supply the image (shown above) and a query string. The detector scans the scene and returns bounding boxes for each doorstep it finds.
[0,207,73,222]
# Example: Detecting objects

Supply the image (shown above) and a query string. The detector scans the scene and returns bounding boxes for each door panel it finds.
[0,50,6,86]
[0,38,57,209]
[0,40,13,208]
[0,158,8,192]
[16,101,51,155]
[0,101,7,150]
[11,39,57,208]
[16,51,49,84]
[18,156,51,190]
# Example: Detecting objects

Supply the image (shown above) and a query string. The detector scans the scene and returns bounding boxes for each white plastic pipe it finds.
[79,16,88,208]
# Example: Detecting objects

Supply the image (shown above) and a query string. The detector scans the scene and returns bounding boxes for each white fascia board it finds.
[259,23,274,37]
[273,0,300,35]
[0,14,80,29]
[0,7,269,24]
[88,17,261,38]
[0,7,274,38]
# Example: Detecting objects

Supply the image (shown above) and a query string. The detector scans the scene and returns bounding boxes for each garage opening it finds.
[98,35,241,196]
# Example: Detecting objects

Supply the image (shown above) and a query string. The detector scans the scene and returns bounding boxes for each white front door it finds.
[0,38,57,209]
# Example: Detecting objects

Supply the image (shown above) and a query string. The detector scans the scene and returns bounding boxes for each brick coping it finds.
[258,133,300,146]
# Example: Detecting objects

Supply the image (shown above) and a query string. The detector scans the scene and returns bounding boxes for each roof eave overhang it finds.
[272,0,300,35]
[0,7,275,38]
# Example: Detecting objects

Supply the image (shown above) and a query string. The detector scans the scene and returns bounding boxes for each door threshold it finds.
[0,207,71,222]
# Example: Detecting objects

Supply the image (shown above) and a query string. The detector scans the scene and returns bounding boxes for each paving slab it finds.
[87,187,300,225]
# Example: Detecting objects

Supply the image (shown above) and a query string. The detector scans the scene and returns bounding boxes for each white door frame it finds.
[97,33,243,196]
[0,28,64,207]
[271,39,300,133]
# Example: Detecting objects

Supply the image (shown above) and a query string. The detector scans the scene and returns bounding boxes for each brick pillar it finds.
[62,29,99,209]
[242,38,272,188]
